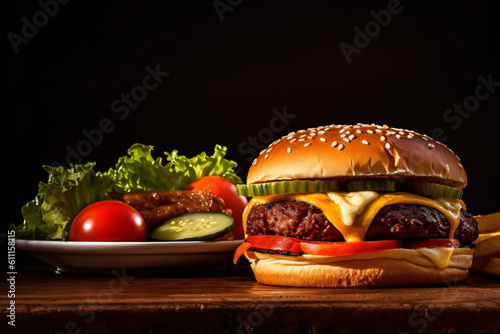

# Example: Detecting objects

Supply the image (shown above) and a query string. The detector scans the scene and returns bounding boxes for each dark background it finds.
[4,0,500,235]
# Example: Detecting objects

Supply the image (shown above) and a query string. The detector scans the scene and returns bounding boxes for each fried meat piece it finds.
[110,190,231,228]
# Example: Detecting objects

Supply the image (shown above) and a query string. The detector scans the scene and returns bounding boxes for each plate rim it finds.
[15,238,243,255]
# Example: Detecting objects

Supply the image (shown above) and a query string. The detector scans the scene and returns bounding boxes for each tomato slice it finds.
[403,238,460,249]
[299,240,402,257]
[232,236,405,263]
[233,236,302,264]
[246,235,302,254]
[233,242,251,264]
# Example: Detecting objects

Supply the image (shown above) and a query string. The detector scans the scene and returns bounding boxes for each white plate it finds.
[16,239,243,274]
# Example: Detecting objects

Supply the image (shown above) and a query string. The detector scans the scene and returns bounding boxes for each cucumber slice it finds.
[403,181,463,200]
[343,179,398,192]
[236,179,340,197]
[148,212,234,241]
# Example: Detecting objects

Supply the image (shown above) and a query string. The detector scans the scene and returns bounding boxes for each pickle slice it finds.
[236,180,340,197]
[236,178,462,199]
[343,179,398,192]
[148,212,234,241]
[403,181,463,200]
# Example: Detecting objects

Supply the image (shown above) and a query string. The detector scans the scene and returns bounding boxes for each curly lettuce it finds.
[13,163,114,240]
[106,144,242,192]
[13,144,242,240]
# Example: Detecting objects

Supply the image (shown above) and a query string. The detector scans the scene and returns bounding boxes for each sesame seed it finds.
[319,137,327,142]
[356,129,362,134]
[380,136,386,141]
[290,138,297,143]
[252,159,257,166]
[408,134,414,139]
[339,129,346,134]
[348,134,356,140]
[300,134,307,138]
[428,143,435,149]
[265,154,269,159]
[287,147,292,153]
[362,140,370,145]
[298,138,305,142]
[375,129,382,133]
[307,136,313,140]
[304,143,311,148]
[385,143,391,150]
[338,144,345,150]
[340,133,346,138]
[318,130,326,135]
[422,136,429,141]
[331,141,338,147]
[367,130,374,134]
[343,137,350,143]
[396,134,401,139]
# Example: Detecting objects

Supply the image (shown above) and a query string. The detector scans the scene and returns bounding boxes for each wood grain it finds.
[3,258,500,334]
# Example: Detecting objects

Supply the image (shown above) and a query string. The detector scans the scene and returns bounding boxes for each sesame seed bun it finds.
[247,123,467,189]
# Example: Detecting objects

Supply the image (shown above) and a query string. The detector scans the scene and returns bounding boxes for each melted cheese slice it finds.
[242,191,464,243]
[416,247,454,269]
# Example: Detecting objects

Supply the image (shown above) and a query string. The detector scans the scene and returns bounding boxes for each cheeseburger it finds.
[233,123,479,287]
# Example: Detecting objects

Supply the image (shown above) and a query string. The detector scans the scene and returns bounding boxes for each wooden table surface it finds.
[3,255,500,334]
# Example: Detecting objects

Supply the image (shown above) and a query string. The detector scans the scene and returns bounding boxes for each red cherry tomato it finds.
[69,201,147,242]
[300,239,402,257]
[403,238,460,249]
[185,176,248,239]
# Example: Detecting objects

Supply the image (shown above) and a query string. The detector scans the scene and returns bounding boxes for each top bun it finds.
[247,124,467,188]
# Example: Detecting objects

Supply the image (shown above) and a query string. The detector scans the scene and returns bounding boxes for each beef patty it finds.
[245,200,478,245]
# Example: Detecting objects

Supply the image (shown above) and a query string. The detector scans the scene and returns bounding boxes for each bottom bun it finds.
[245,247,474,287]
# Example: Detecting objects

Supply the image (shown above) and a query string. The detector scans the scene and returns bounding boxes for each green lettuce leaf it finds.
[166,144,243,187]
[12,163,114,240]
[106,143,242,192]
